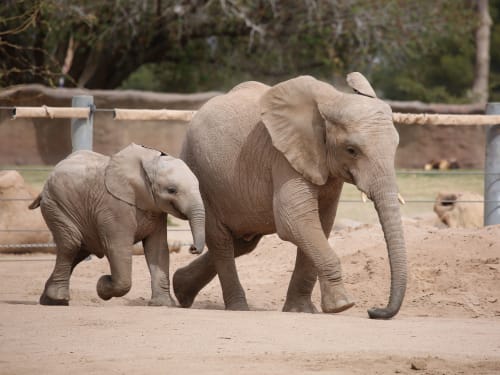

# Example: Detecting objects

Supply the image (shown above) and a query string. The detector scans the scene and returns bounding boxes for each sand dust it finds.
[1,219,499,374]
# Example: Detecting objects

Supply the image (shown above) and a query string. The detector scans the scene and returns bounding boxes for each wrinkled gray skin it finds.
[173,74,407,319]
[31,143,205,306]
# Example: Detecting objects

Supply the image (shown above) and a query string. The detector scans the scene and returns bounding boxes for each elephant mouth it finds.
[342,168,355,184]
[169,202,188,220]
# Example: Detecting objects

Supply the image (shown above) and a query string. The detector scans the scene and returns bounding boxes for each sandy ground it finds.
[1,218,499,374]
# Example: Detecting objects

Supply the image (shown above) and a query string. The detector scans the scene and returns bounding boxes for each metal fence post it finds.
[71,96,94,152]
[484,103,500,226]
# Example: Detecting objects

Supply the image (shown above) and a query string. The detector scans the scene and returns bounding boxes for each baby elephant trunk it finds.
[186,202,206,255]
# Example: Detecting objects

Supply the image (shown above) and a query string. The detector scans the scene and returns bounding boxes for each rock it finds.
[433,191,483,228]
[410,358,428,370]
[0,170,53,253]
[424,158,460,170]
[333,218,363,231]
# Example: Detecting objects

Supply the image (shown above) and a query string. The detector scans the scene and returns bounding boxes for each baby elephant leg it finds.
[97,245,133,300]
[143,226,175,307]
[40,227,83,305]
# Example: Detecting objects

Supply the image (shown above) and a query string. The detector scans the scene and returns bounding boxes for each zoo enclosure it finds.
[1,95,500,251]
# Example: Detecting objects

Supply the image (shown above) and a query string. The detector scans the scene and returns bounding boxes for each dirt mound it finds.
[433,191,484,228]
[335,222,499,319]
[0,170,52,252]
[217,221,500,319]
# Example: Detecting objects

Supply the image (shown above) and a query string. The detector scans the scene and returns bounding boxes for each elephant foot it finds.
[322,298,355,313]
[97,275,131,301]
[148,294,176,307]
[282,297,318,313]
[173,269,203,308]
[39,284,69,306]
[225,300,250,311]
[39,292,69,306]
[320,282,355,313]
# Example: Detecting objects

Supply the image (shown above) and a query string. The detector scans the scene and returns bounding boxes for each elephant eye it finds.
[346,146,357,157]
[166,186,177,194]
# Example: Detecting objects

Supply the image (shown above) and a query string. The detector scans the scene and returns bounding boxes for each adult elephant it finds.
[173,74,407,319]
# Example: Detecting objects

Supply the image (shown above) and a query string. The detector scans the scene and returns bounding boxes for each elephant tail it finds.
[28,194,42,210]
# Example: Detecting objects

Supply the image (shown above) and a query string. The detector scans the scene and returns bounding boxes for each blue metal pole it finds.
[484,103,500,226]
[71,96,94,152]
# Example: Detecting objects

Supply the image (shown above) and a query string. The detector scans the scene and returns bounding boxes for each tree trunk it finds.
[471,0,492,104]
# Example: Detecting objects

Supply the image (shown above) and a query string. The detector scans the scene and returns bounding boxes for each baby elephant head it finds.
[105,143,205,254]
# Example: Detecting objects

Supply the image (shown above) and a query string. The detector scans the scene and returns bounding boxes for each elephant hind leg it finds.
[173,252,216,308]
[173,235,262,307]
[173,234,262,308]
[40,238,83,306]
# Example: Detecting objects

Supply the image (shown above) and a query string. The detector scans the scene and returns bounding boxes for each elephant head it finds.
[105,143,205,254]
[260,74,406,319]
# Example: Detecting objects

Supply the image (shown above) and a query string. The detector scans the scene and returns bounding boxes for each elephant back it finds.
[43,151,109,210]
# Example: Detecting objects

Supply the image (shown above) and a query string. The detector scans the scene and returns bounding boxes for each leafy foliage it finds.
[489,0,500,100]
[0,0,487,103]
[372,35,476,103]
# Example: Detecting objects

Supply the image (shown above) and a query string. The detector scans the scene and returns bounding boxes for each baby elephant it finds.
[30,143,205,306]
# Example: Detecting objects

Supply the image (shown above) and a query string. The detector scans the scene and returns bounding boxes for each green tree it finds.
[489,0,500,100]
[1,0,478,96]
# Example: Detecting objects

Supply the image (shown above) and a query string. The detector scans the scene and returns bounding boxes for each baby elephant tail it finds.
[28,194,42,210]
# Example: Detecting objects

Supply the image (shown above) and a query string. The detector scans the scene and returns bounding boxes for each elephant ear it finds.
[346,72,377,98]
[260,76,331,185]
[105,143,158,211]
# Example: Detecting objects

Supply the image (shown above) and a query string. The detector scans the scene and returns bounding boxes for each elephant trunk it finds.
[186,201,206,255]
[368,175,407,319]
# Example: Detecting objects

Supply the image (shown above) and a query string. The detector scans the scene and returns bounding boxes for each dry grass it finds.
[8,166,484,224]
[339,170,483,223]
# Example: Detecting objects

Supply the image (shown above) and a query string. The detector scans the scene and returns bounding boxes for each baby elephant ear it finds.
[105,143,158,211]
[346,72,377,98]
[141,155,159,186]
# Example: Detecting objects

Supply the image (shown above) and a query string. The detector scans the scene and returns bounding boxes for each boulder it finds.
[433,191,483,228]
[0,170,53,253]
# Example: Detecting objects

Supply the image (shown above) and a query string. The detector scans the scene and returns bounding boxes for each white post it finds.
[484,103,500,225]
[71,96,94,152]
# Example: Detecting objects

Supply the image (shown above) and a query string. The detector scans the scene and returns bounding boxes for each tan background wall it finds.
[0,85,219,165]
[0,85,486,168]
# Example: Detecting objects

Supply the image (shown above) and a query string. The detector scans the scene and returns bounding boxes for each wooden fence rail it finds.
[8,105,500,126]
[3,97,500,226]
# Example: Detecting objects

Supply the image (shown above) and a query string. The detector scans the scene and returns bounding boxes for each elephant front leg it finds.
[284,232,354,314]
[143,223,175,307]
[274,176,354,314]
[282,248,318,313]
[97,244,133,300]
